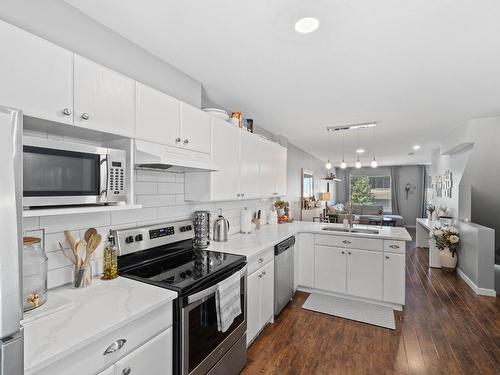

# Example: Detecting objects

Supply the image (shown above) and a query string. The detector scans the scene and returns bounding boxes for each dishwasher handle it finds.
[275,236,296,255]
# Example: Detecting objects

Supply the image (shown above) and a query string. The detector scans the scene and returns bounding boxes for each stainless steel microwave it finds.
[23,136,127,208]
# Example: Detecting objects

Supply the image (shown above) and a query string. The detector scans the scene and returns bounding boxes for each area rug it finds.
[302,293,396,330]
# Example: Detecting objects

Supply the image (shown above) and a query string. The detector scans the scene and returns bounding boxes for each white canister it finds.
[240,207,253,233]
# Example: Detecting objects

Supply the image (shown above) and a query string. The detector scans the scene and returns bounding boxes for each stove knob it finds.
[179,272,186,279]
[135,234,143,242]
[185,270,192,277]
[180,226,186,233]
[125,236,134,244]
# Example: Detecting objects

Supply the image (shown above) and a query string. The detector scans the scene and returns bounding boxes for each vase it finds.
[439,247,457,272]
[431,212,439,221]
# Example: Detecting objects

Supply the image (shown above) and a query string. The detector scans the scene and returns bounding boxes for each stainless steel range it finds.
[114,220,247,375]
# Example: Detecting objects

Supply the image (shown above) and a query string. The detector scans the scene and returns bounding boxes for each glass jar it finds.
[23,236,48,311]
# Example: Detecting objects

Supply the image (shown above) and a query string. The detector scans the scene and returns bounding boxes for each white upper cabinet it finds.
[180,102,211,154]
[259,139,287,197]
[0,21,73,124]
[135,82,181,146]
[239,131,261,199]
[74,55,135,137]
[210,117,241,201]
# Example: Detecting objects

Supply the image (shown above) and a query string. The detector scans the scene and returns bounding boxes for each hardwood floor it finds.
[241,230,500,375]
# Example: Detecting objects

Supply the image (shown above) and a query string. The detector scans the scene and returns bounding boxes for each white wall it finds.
[0,0,202,107]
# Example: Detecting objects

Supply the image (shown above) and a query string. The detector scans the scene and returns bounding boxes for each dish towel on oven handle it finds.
[215,270,241,332]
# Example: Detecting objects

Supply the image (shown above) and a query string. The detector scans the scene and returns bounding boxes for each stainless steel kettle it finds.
[213,209,229,242]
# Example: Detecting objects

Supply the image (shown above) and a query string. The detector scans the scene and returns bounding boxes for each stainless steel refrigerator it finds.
[0,106,23,374]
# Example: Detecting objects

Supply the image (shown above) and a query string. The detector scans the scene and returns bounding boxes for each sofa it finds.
[329,203,404,227]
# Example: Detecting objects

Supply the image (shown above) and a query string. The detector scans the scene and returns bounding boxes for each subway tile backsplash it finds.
[24,169,274,289]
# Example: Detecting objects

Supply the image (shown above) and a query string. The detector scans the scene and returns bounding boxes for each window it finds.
[349,175,392,212]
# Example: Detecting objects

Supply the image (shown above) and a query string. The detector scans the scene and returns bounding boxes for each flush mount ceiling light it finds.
[413,145,421,150]
[294,17,319,34]
[326,122,377,133]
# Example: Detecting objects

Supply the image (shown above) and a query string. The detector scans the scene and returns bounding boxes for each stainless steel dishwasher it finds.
[274,236,295,315]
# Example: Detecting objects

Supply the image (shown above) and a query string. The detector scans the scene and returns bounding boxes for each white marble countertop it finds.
[207,221,412,260]
[22,276,177,372]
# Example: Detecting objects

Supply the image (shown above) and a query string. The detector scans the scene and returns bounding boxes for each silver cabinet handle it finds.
[237,193,241,197]
[341,251,345,254]
[81,113,90,120]
[348,251,352,255]
[385,255,390,259]
[389,244,400,249]
[258,273,263,279]
[175,137,181,143]
[258,258,264,263]
[342,240,351,245]
[262,271,266,276]
[241,193,245,197]
[123,368,131,375]
[183,139,189,144]
[62,108,72,116]
[103,339,127,355]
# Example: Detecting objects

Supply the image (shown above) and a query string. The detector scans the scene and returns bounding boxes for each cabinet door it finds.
[135,82,181,146]
[74,55,135,137]
[0,20,73,124]
[274,145,287,196]
[383,253,406,305]
[114,328,172,375]
[246,270,261,345]
[211,117,241,201]
[259,139,276,197]
[180,102,211,154]
[347,249,383,300]
[260,260,275,326]
[314,245,347,294]
[298,233,315,288]
[239,131,261,199]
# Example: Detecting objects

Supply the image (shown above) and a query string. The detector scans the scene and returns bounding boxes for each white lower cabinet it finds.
[346,249,383,301]
[306,235,406,306]
[114,328,172,375]
[247,260,274,345]
[298,233,315,288]
[383,252,406,305]
[314,245,347,294]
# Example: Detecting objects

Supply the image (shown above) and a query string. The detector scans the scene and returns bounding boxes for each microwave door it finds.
[0,106,24,375]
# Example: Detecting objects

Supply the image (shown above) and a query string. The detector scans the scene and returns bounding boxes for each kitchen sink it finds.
[321,227,380,235]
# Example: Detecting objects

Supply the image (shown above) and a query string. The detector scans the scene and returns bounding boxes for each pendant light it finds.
[355,129,362,168]
[370,126,378,168]
[325,130,332,170]
[340,132,347,169]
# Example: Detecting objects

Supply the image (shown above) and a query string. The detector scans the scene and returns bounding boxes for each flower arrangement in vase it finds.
[427,204,436,220]
[431,226,460,271]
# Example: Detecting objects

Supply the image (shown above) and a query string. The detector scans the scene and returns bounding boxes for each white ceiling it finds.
[66,0,500,167]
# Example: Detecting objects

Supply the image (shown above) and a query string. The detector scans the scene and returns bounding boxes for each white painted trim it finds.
[457,268,497,297]
[296,286,403,311]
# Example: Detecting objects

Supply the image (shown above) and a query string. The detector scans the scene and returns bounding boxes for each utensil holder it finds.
[73,264,92,288]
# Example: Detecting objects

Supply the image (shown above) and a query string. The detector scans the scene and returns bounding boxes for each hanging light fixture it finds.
[340,132,347,169]
[354,129,362,168]
[325,130,332,170]
[355,156,362,169]
[370,126,378,168]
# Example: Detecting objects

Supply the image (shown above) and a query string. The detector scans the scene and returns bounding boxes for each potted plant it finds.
[432,226,460,271]
[274,200,288,216]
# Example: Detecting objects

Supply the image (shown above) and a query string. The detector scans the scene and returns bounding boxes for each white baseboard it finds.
[457,268,497,297]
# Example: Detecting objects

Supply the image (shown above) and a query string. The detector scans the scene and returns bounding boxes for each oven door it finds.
[22,137,109,207]
[182,265,247,375]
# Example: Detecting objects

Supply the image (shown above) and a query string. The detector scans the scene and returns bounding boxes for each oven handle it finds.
[187,265,247,305]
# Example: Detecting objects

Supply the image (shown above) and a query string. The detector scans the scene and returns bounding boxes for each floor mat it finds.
[302,293,396,330]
